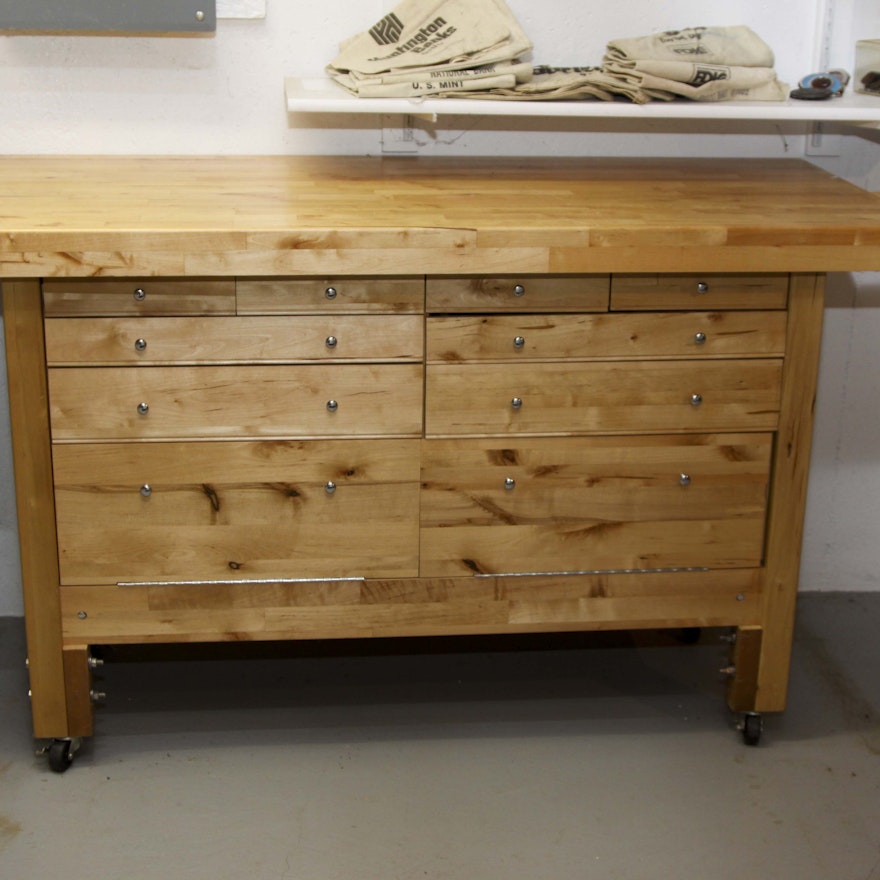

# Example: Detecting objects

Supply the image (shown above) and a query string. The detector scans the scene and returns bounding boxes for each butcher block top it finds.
[1,155,880,277]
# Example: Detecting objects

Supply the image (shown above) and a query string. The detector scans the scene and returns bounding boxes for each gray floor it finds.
[1,593,878,880]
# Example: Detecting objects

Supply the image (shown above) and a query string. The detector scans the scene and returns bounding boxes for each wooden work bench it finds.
[3,155,880,769]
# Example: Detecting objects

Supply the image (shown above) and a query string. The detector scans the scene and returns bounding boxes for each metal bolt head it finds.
[135,338,147,352]
[326,399,338,412]
[511,397,523,409]
[77,611,88,620]
[325,481,337,495]
[325,335,338,349]
[324,287,337,299]
[504,477,516,490]
[679,474,692,487]
[195,10,205,22]
[513,284,525,297]
[694,332,707,345]
[513,336,526,349]
[133,288,146,301]
[690,393,703,407]
[697,281,709,293]
[140,484,152,498]
[137,402,150,415]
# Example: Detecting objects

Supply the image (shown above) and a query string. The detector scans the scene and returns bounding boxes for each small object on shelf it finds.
[791,69,849,101]
[855,40,880,95]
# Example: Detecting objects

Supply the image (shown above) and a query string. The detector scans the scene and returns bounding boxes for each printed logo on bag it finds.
[370,12,405,45]
[690,66,730,87]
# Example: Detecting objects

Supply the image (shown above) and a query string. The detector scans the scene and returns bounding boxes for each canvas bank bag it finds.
[328,0,533,96]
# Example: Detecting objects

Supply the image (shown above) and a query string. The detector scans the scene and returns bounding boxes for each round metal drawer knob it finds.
[135,338,148,352]
[325,335,338,349]
[133,288,146,302]
[513,284,526,297]
[694,332,707,345]
[137,402,150,415]
[513,336,526,349]
[325,481,337,495]
[511,397,523,409]
[504,477,516,490]
[679,474,692,487]
[690,393,703,407]
[140,484,153,497]
[324,287,338,299]
[696,281,709,294]
[326,400,339,412]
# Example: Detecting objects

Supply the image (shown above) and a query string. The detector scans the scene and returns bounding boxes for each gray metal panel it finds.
[0,0,215,33]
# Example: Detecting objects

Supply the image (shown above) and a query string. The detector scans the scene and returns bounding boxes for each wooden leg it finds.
[726,625,763,713]
[62,647,95,737]
[2,279,70,738]
[753,273,826,713]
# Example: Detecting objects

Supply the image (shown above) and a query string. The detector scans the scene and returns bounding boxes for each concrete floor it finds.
[1,593,878,880]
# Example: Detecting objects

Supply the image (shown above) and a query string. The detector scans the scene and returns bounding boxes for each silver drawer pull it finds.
[326,399,339,412]
[140,484,152,497]
[133,287,146,302]
[690,393,703,407]
[694,332,707,345]
[324,286,337,299]
[679,474,692,487]
[137,402,150,415]
[696,281,709,294]
[504,477,516,490]
[513,284,526,297]
[325,481,337,495]
[135,338,148,352]
[325,335,338,349]
[513,336,526,349]
[511,397,523,409]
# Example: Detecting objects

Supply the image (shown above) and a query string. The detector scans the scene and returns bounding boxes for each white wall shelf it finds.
[285,76,880,127]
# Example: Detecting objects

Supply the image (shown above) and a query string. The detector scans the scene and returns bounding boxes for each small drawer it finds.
[236,277,424,314]
[611,274,788,310]
[425,360,782,436]
[45,315,424,365]
[42,279,236,316]
[419,433,772,577]
[48,364,424,441]
[52,438,420,584]
[427,311,786,362]
[426,275,610,313]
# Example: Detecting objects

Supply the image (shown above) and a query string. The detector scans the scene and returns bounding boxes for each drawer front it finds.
[420,434,772,577]
[427,311,786,362]
[53,439,420,584]
[45,315,424,365]
[611,274,788,310]
[236,277,424,314]
[49,364,424,441]
[427,275,610,313]
[42,279,236,316]
[426,360,782,436]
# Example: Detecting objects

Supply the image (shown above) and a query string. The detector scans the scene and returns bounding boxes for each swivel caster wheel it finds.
[45,738,80,773]
[740,712,763,747]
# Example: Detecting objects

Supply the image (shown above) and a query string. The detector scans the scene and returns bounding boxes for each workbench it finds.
[3,155,880,769]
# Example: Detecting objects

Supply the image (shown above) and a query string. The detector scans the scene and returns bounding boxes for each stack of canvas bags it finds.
[600,26,788,101]
[328,0,535,97]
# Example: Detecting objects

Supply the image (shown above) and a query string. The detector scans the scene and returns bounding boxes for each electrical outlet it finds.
[217,0,266,19]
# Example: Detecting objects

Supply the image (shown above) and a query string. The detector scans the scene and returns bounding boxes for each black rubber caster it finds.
[741,712,763,746]
[46,739,76,773]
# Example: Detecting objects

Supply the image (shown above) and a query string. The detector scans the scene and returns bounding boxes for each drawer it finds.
[236,277,424,314]
[610,274,788,310]
[52,439,420,584]
[49,364,424,441]
[426,275,609,313]
[42,279,236,316]
[420,434,772,577]
[427,311,786,362]
[425,360,782,436]
[45,315,424,365]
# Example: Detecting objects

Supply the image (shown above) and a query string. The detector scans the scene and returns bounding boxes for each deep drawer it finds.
[611,274,788,310]
[427,275,610,313]
[48,364,424,441]
[425,359,782,436]
[426,311,786,361]
[236,277,424,314]
[420,433,772,577]
[45,315,424,365]
[52,438,420,584]
[42,279,236,316]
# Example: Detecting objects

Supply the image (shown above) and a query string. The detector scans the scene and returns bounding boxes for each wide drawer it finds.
[611,274,788,310]
[425,360,782,436]
[49,364,424,441]
[52,439,420,584]
[427,311,786,361]
[420,434,772,577]
[42,279,236,316]
[236,277,424,314]
[427,275,609,313]
[45,315,424,365]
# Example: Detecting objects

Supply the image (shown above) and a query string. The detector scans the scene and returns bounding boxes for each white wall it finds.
[1,0,878,613]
